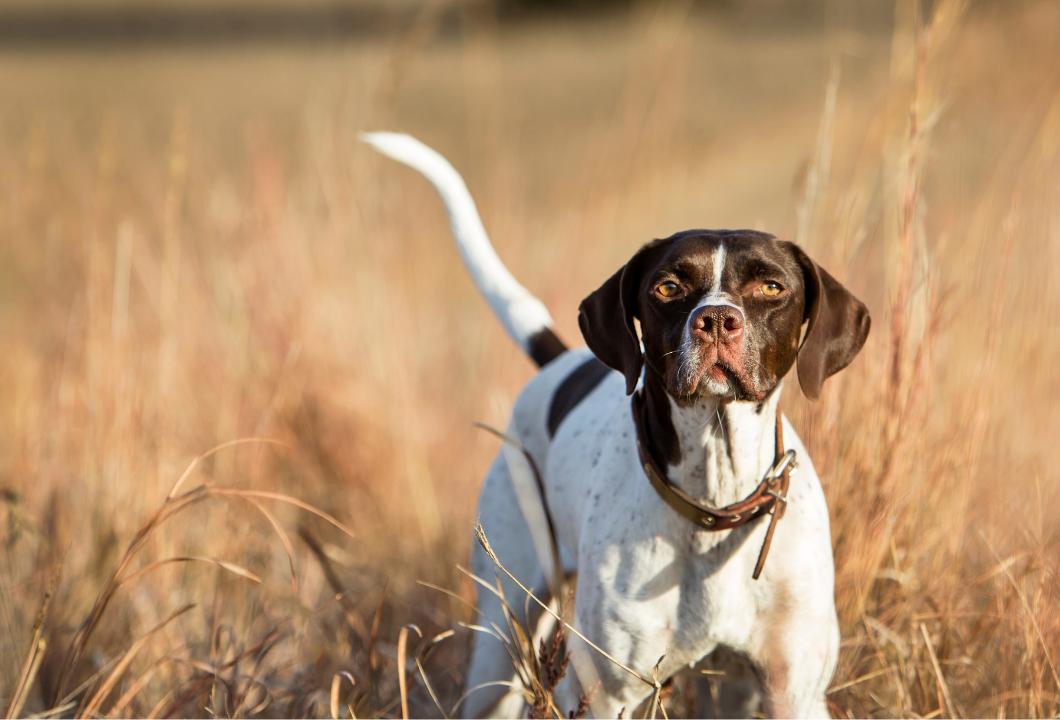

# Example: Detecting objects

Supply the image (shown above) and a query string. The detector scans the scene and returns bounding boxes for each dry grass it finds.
[0,0,1058,717]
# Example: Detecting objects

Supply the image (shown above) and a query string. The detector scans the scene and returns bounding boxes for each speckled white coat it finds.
[466,350,838,718]
[361,132,840,719]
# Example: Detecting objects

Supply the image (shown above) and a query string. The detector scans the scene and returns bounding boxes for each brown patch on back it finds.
[547,356,612,436]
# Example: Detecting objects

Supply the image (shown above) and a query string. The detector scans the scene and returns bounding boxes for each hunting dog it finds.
[363,133,870,718]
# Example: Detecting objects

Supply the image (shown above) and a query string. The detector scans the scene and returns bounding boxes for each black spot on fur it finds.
[547,356,613,437]
[527,327,567,367]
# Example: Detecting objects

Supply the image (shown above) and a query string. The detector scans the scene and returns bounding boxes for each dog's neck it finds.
[641,372,781,506]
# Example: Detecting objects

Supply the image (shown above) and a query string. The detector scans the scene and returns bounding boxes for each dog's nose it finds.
[691,305,745,343]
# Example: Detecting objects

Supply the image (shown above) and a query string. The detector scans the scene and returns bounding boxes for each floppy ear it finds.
[578,252,649,395]
[792,245,872,400]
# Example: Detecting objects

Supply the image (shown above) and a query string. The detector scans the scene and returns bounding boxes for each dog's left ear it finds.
[791,244,871,400]
[578,244,657,395]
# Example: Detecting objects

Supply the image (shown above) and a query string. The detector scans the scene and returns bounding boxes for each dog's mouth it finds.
[674,349,763,402]
[695,362,746,395]
[705,363,735,385]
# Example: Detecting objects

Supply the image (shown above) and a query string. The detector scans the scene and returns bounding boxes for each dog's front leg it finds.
[752,597,839,718]
[551,625,656,719]
[551,578,673,719]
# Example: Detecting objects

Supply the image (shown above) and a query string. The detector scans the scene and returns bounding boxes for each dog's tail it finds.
[361,132,567,367]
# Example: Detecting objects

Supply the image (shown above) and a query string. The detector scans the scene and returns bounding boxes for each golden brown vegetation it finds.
[1,1,1058,717]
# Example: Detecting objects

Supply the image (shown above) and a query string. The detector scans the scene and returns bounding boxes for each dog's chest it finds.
[588,506,767,667]
[544,396,769,664]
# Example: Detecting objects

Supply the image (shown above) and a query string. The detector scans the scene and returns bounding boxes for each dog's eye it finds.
[761,281,784,297]
[654,281,682,299]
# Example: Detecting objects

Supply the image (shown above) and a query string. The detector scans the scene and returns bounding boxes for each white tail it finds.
[361,132,563,364]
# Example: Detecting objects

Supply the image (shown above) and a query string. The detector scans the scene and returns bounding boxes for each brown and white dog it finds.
[363,133,870,718]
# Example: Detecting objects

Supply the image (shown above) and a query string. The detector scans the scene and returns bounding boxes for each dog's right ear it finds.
[578,248,653,395]
[791,244,872,400]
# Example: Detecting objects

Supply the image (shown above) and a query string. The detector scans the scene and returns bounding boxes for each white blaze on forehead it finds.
[710,242,727,295]
[682,241,740,344]
[690,241,737,311]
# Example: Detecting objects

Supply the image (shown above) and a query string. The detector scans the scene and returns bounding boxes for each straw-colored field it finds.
[1,1,1057,717]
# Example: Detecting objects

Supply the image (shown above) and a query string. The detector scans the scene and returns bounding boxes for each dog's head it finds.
[578,230,870,402]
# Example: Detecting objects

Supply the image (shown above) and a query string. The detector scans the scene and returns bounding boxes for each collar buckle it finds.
[765,448,797,484]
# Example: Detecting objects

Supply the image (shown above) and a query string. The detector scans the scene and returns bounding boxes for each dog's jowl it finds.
[365,133,870,719]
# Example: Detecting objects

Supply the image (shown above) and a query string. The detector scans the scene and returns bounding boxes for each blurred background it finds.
[0,0,1057,717]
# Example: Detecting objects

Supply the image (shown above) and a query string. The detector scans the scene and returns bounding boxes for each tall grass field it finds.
[0,0,1057,716]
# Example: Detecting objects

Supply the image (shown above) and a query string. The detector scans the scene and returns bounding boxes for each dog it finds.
[363,133,870,718]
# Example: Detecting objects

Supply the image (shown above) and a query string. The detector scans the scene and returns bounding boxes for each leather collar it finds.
[631,389,795,579]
